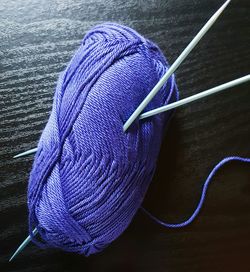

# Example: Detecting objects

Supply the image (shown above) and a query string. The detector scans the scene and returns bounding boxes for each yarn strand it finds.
[142,156,250,228]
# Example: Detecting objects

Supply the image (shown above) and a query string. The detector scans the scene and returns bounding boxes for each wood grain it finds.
[0,0,250,271]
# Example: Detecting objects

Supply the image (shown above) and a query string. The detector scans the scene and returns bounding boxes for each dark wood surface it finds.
[0,0,250,271]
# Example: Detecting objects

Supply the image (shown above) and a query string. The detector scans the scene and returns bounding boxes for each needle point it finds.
[9,228,38,262]
[13,148,38,159]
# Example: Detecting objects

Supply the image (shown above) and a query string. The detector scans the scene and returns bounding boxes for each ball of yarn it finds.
[28,22,178,256]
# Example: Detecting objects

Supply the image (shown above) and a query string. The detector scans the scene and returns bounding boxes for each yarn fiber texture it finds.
[28,23,178,256]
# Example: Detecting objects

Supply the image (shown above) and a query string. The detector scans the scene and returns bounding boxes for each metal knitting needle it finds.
[9,228,38,262]
[140,75,250,120]
[13,73,250,160]
[13,0,231,159]
[123,0,231,131]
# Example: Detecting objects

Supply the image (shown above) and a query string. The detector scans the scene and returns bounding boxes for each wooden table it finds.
[0,0,249,271]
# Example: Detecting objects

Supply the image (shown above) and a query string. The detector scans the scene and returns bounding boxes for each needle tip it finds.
[8,228,38,262]
[9,256,14,262]
[13,148,38,159]
[9,250,18,262]
[8,246,22,262]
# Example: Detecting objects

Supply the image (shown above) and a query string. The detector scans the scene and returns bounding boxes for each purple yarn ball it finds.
[28,23,178,256]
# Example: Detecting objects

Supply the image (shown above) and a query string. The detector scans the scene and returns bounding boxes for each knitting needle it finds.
[12,0,231,159]
[9,228,38,262]
[123,0,231,131]
[13,73,250,160]
[140,75,250,120]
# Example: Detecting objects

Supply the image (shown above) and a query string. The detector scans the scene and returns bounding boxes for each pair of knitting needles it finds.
[9,0,250,261]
